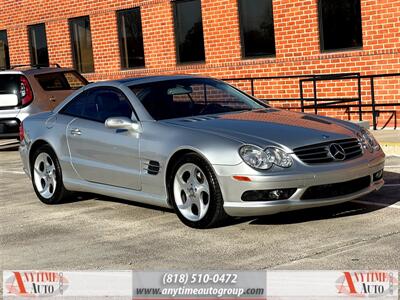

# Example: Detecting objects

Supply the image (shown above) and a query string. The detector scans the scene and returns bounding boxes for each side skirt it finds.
[63,178,170,208]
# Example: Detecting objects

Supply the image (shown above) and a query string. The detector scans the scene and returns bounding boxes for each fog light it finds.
[242,188,297,201]
[269,190,283,200]
[373,169,384,181]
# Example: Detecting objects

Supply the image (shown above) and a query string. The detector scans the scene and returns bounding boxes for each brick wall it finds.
[1,0,400,128]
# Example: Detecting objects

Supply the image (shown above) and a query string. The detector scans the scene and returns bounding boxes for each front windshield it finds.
[129,78,265,120]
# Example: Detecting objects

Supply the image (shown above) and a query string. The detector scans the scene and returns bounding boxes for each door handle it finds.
[49,96,56,102]
[70,128,82,136]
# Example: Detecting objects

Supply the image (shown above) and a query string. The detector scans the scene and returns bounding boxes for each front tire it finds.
[31,144,70,204]
[169,153,228,229]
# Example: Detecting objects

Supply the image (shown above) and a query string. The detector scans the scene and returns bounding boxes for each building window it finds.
[28,24,50,67]
[173,0,205,64]
[319,0,363,51]
[238,0,276,58]
[117,8,145,69]
[69,16,94,73]
[0,30,10,69]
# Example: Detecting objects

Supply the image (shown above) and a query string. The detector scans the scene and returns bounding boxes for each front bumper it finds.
[214,151,385,217]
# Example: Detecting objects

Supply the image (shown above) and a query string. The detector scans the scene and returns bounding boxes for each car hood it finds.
[164,109,359,150]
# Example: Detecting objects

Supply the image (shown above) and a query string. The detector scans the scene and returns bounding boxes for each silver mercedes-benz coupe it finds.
[19,75,385,228]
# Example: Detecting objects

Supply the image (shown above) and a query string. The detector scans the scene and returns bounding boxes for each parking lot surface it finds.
[1,149,399,274]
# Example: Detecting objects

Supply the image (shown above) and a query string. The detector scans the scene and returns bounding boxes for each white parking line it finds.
[0,170,25,175]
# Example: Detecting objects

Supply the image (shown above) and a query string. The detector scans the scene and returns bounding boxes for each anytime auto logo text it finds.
[4,271,69,297]
[336,271,398,297]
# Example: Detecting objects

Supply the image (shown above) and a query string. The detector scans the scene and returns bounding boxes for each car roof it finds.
[22,67,76,76]
[117,74,212,87]
[0,67,76,76]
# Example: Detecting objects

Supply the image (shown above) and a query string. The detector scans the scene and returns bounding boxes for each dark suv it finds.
[0,65,88,139]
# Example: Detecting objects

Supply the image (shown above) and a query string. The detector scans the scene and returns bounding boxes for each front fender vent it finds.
[144,160,160,175]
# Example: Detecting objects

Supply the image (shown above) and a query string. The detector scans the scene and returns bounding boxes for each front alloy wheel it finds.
[169,153,228,228]
[173,163,210,222]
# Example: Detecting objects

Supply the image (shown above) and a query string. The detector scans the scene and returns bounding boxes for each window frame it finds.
[237,0,277,59]
[59,86,139,123]
[34,71,89,91]
[116,7,146,70]
[28,23,50,67]
[318,0,363,53]
[68,16,95,73]
[0,30,10,70]
[172,0,206,65]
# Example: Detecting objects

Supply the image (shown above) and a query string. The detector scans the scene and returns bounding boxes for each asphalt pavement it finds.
[0,149,399,279]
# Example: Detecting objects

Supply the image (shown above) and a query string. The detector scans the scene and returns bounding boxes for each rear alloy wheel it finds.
[170,153,228,228]
[34,152,57,199]
[31,145,70,204]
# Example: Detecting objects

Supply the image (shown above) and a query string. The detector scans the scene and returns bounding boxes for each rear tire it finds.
[31,144,70,204]
[168,153,229,229]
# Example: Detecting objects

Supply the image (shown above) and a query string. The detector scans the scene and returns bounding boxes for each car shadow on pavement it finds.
[249,171,399,226]
[249,202,378,225]
[58,171,399,228]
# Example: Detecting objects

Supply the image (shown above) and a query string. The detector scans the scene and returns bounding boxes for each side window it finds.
[60,88,134,123]
[36,72,87,91]
[60,91,87,118]
[36,73,66,90]
[64,72,87,89]
[84,88,134,122]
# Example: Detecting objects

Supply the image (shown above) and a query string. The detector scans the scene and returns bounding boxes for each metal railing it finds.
[223,72,400,130]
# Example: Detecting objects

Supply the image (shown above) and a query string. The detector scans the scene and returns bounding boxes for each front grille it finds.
[301,176,371,200]
[294,138,362,164]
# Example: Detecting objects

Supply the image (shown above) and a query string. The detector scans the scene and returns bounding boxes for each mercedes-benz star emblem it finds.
[329,143,346,161]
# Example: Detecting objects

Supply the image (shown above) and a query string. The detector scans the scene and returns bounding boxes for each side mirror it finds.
[105,117,141,132]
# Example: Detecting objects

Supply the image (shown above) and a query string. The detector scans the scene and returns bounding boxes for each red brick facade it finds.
[1,0,400,127]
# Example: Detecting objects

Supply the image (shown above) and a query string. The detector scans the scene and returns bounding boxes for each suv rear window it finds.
[35,71,87,91]
[0,74,20,108]
[0,74,19,93]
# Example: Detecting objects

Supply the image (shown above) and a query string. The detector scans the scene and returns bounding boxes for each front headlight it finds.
[357,128,380,152]
[239,145,293,170]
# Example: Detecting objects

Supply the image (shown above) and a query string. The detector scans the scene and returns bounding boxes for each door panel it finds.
[67,118,141,190]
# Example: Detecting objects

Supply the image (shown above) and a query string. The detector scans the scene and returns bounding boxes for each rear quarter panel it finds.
[22,112,77,181]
